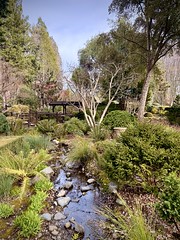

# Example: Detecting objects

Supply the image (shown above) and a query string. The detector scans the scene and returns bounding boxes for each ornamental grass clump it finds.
[99,194,155,240]
[0,203,14,218]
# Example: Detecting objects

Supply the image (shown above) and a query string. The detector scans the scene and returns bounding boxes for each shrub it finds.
[69,137,97,165]
[103,110,136,130]
[0,203,14,218]
[36,119,58,134]
[28,191,47,213]
[14,210,42,237]
[0,113,10,134]
[34,179,53,192]
[89,125,110,141]
[52,123,65,139]
[166,107,180,126]
[101,123,180,191]
[0,175,14,197]
[23,135,52,152]
[7,104,29,114]
[156,172,180,230]
[63,117,89,136]
[6,117,26,135]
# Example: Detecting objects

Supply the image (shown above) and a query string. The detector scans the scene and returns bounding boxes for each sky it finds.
[22,0,115,72]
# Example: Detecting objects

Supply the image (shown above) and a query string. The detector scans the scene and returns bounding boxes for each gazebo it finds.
[49,101,82,114]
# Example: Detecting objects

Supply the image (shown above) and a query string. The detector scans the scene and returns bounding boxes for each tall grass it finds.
[0,175,14,197]
[99,194,155,240]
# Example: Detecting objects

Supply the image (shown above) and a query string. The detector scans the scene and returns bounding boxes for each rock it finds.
[66,172,71,177]
[66,160,81,169]
[66,177,72,181]
[108,182,118,194]
[80,185,93,192]
[64,181,73,190]
[54,212,67,220]
[51,230,59,236]
[57,197,71,207]
[87,178,95,184]
[49,225,58,232]
[41,213,52,221]
[52,139,60,145]
[64,221,71,229]
[57,189,67,197]
[71,198,80,203]
[41,166,54,176]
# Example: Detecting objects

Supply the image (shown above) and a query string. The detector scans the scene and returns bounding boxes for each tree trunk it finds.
[138,69,152,121]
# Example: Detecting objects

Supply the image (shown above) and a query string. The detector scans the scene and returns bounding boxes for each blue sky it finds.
[22,0,115,72]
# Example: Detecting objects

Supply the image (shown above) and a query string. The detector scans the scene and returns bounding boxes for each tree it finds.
[31,18,63,109]
[68,33,135,129]
[109,0,180,120]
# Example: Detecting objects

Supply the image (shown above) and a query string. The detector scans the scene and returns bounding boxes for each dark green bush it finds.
[103,110,136,130]
[166,107,180,126]
[156,172,180,230]
[0,113,10,134]
[63,117,89,136]
[101,123,180,191]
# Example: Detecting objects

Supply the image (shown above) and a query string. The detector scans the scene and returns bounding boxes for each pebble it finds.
[57,189,67,197]
[64,221,71,229]
[41,213,52,221]
[57,196,71,207]
[51,230,59,236]
[64,181,73,190]
[87,178,95,184]
[81,185,93,192]
[54,212,67,220]
[49,225,58,232]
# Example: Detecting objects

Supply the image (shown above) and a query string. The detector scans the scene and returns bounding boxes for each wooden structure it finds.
[49,101,82,114]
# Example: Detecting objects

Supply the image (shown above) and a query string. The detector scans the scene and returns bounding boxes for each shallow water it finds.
[54,168,105,240]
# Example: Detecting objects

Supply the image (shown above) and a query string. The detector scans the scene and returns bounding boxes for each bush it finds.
[6,117,26,135]
[103,110,136,130]
[0,175,14,197]
[156,172,180,230]
[63,117,89,136]
[34,179,53,192]
[69,137,97,165]
[14,210,42,237]
[28,191,47,213]
[7,104,29,114]
[0,203,14,218]
[23,135,52,152]
[0,113,10,134]
[101,123,180,191]
[36,119,58,134]
[89,125,110,141]
[166,107,180,126]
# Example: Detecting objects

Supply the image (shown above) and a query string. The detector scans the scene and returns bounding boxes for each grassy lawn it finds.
[0,136,22,148]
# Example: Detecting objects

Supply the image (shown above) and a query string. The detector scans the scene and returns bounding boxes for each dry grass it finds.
[0,136,22,148]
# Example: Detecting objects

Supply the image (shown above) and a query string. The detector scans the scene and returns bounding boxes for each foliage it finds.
[89,125,110,141]
[63,117,89,136]
[156,172,180,230]
[0,136,22,150]
[6,117,26,135]
[14,210,42,238]
[166,107,180,126]
[34,179,53,192]
[0,113,10,134]
[99,194,155,240]
[28,191,47,213]
[36,119,58,134]
[17,85,39,109]
[7,104,29,114]
[68,137,97,165]
[0,174,14,197]
[23,135,52,152]
[0,203,14,218]
[0,149,50,198]
[173,95,180,108]
[103,110,136,130]
[101,123,180,190]
[52,123,65,139]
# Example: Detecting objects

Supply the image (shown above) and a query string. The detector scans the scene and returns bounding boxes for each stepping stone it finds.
[57,197,71,207]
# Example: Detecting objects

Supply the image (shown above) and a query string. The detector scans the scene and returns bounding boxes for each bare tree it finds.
[66,63,134,129]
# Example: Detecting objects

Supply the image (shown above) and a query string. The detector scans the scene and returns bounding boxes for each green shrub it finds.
[28,191,47,213]
[89,125,110,141]
[0,113,10,134]
[14,210,42,237]
[63,117,89,136]
[101,123,180,191]
[34,179,53,192]
[69,137,97,165]
[0,203,14,218]
[0,175,14,197]
[6,117,26,135]
[7,104,29,114]
[156,172,180,230]
[36,119,58,134]
[23,135,52,152]
[166,107,180,126]
[103,110,136,130]
[52,123,65,139]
